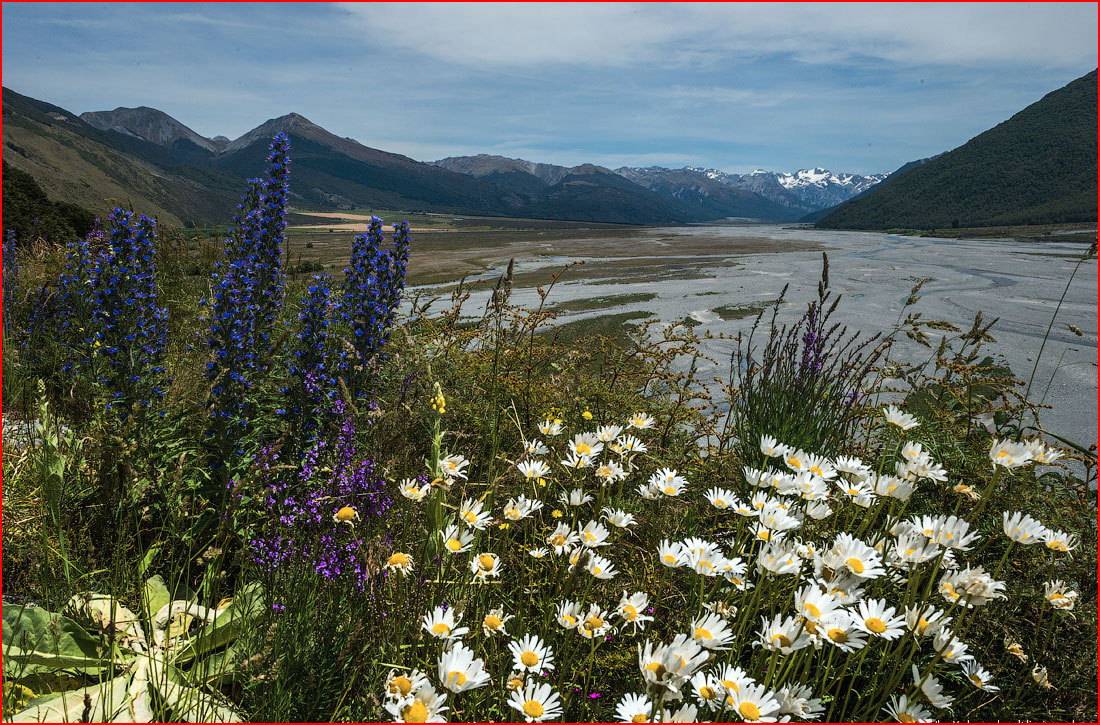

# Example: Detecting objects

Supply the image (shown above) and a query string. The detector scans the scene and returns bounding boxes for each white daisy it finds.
[507,682,562,722]
[509,634,555,673]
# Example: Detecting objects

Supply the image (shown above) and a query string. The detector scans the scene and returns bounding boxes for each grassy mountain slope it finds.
[213,115,526,214]
[816,70,1097,229]
[2,88,240,226]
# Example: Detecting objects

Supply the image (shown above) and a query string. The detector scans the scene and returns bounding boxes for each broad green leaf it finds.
[185,642,243,687]
[153,665,242,723]
[171,583,264,664]
[66,594,146,649]
[141,576,171,625]
[10,674,134,723]
[2,601,107,672]
[137,544,161,581]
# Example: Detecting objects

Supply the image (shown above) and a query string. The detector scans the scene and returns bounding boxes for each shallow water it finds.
[409,223,1098,448]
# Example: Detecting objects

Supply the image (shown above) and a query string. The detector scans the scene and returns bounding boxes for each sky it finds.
[2,2,1096,175]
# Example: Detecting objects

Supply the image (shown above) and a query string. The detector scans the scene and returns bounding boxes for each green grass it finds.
[713,301,773,321]
[545,292,658,314]
[543,310,655,346]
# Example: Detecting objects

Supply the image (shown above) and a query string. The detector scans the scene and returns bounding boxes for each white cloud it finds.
[339,2,1097,69]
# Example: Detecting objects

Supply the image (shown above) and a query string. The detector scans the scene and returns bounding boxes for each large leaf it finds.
[10,674,135,723]
[152,665,242,723]
[183,642,243,688]
[66,594,147,652]
[171,583,264,664]
[2,602,107,672]
[141,576,171,626]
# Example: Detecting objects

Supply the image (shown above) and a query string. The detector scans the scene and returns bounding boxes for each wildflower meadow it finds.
[2,136,1096,723]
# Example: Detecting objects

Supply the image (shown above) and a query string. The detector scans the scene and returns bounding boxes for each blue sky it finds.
[2,2,1095,175]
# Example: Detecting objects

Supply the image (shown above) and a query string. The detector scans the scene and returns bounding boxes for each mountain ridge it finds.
[816,69,1097,229]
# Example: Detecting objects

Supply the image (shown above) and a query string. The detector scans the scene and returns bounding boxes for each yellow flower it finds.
[582,407,593,421]
[333,506,359,525]
[498,522,511,530]
[551,509,563,518]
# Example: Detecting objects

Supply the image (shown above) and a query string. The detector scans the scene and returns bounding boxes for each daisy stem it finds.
[1039,605,1057,659]
[992,540,1015,579]
[970,466,1003,521]
[824,650,854,722]
[761,647,780,689]
[872,635,920,712]
[836,645,869,720]
[816,643,836,691]
[647,690,665,723]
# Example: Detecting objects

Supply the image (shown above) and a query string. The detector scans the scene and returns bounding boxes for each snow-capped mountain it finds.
[679,166,890,211]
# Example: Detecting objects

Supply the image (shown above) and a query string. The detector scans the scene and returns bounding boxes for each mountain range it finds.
[3,87,883,228]
[9,69,1091,233]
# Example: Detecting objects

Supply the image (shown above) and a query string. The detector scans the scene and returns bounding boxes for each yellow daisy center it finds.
[664,486,677,495]
[810,466,823,476]
[390,676,412,696]
[694,627,713,641]
[562,614,577,627]
[846,557,865,574]
[478,554,496,570]
[771,633,792,647]
[402,701,429,723]
[722,680,740,693]
[827,628,848,643]
[462,511,477,523]
[969,674,984,688]
[622,604,638,620]
[865,617,887,634]
[336,506,356,522]
[663,554,677,564]
[521,651,539,667]
[916,617,931,634]
[484,615,502,630]
[631,715,648,723]
[1047,541,1068,552]
[388,553,409,568]
[432,622,451,636]
[739,702,761,721]
[445,538,462,552]
[757,530,772,541]
[804,602,821,619]
[699,686,716,700]
[585,616,604,631]
[576,443,592,456]
[898,714,916,723]
[447,670,467,686]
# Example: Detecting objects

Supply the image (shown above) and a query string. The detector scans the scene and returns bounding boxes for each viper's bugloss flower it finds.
[339,215,410,398]
[206,134,290,445]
